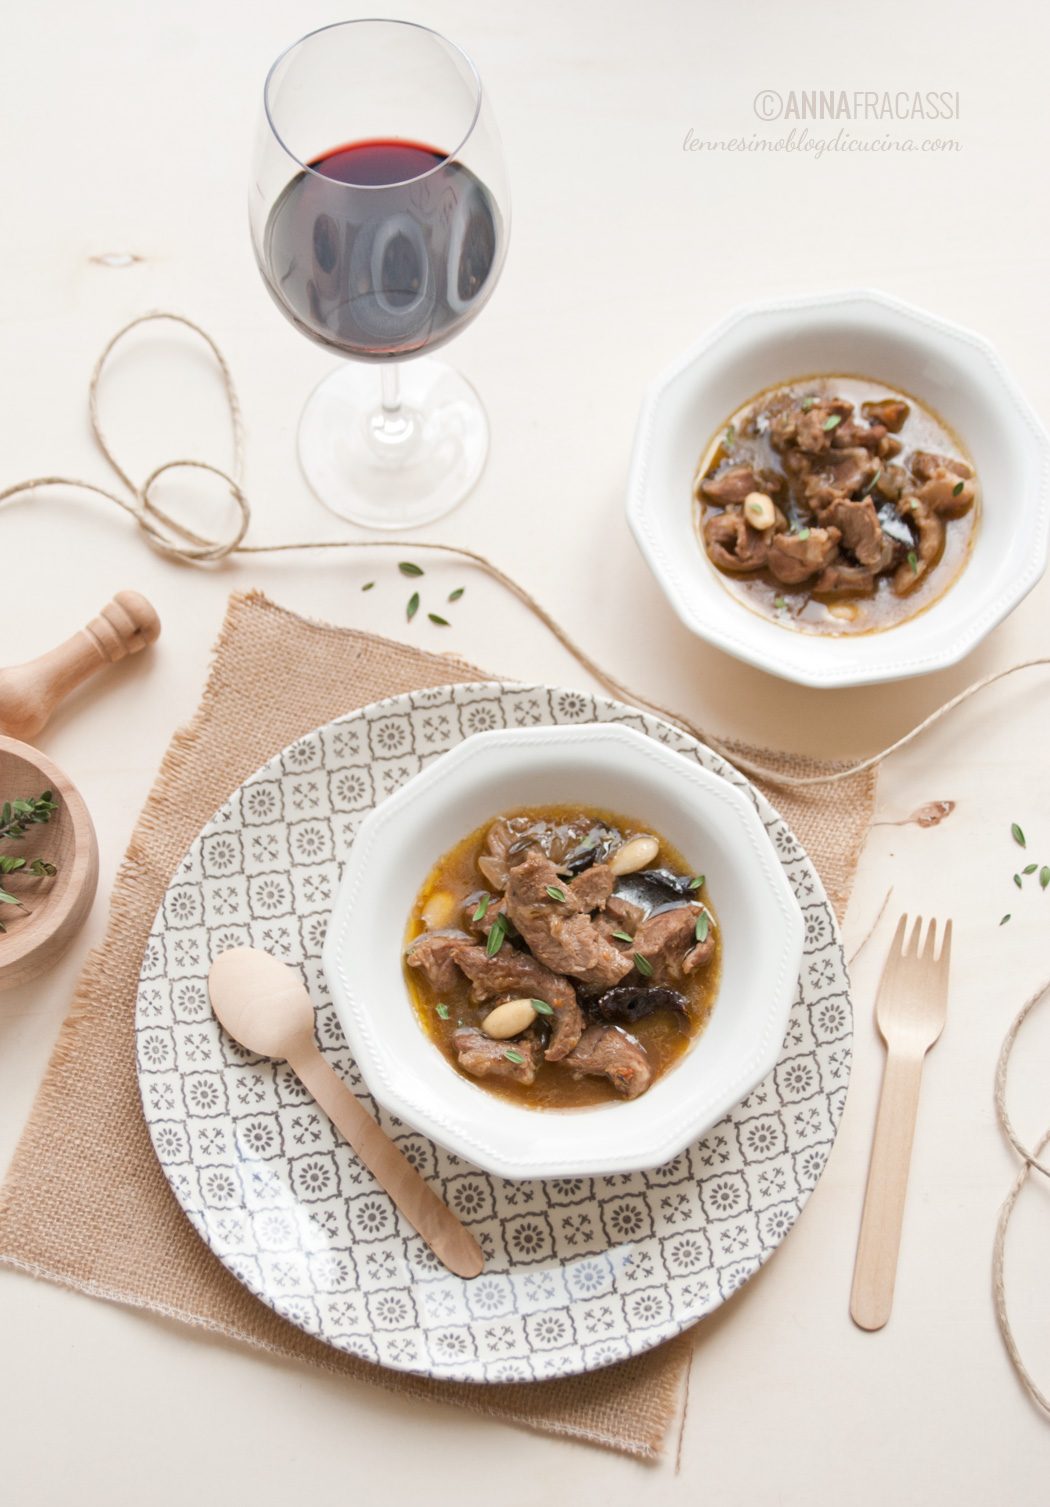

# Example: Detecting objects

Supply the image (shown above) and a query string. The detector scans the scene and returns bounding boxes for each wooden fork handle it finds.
[286,1044,484,1280]
[850,1047,926,1330]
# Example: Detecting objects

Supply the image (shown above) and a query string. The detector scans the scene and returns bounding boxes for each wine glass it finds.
[250,19,510,530]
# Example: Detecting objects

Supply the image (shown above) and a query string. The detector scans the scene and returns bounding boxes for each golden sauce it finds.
[403,805,722,1110]
[693,375,979,636]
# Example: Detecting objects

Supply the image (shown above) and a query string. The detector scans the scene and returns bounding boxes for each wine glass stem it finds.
[367,362,417,462]
[381,362,401,420]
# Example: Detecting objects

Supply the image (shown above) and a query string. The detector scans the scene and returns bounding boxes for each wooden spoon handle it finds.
[850,1046,925,1331]
[286,1043,484,1280]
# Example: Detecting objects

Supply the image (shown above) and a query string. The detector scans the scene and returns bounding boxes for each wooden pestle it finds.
[0,591,161,742]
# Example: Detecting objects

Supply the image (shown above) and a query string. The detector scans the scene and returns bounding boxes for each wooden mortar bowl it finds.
[0,735,99,992]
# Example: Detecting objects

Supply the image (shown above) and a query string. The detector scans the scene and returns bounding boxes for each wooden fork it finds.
[850,914,952,1331]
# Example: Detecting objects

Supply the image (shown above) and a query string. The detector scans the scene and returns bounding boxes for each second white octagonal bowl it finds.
[627,289,1050,688]
[323,722,803,1179]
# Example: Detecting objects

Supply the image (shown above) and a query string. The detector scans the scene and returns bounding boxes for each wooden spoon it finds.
[208,947,484,1280]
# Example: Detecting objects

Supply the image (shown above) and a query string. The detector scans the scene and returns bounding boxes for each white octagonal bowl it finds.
[323,722,803,1179]
[627,288,1050,688]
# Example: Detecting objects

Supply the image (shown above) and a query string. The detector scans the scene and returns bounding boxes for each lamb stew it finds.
[694,377,979,635]
[403,806,721,1109]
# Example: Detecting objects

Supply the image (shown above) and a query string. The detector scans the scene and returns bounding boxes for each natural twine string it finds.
[992,981,1050,1418]
[3,309,1048,1420]
[1,310,1047,789]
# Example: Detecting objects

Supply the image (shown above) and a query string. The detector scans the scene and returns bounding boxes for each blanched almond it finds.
[421,890,457,929]
[743,491,776,530]
[608,835,660,876]
[480,998,537,1039]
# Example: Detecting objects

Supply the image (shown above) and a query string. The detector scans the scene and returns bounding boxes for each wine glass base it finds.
[297,358,489,530]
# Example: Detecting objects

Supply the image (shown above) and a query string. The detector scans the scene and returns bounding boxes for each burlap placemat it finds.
[0,591,877,1460]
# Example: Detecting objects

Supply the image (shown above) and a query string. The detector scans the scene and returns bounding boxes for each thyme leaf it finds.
[486,913,508,956]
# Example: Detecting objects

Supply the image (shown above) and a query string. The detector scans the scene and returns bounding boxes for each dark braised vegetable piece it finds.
[589,983,689,1025]
[612,868,699,914]
[558,828,621,875]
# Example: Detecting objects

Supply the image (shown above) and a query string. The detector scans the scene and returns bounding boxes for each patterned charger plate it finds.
[135,683,852,1383]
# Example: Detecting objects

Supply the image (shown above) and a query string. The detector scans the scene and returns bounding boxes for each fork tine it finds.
[889,911,909,958]
[920,918,937,962]
[906,915,923,957]
[940,918,952,967]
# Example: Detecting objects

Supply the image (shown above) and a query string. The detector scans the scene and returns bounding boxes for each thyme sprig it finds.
[0,792,59,931]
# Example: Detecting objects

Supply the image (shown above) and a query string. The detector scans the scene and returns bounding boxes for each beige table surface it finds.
[2,0,1048,1501]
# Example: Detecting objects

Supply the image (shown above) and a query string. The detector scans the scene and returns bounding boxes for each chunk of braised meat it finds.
[607,894,645,930]
[703,508,780,573]
[632,903,713,983]
[700,463,784,505]
[453,942,584,1061]
[893,499,945,596]
[769,396,853,456]
[404,929,472,993]
[452,1027,542,1086]
[767,527,841,586]
[821,497,894,569]
[461,892,506,941]
[568,863,615,913]
[593,894,644,948]
[685,928,716,971]
[813,561,878,594]
[830,417,887,452]
[910,451,977,518]
[503,850,635,992]
[801,447,879,509]
[862,397,910,432]
[562,1025,653,1099]
[873,463,911,502]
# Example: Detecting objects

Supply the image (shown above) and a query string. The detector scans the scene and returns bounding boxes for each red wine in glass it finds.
[263,138,502,360]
